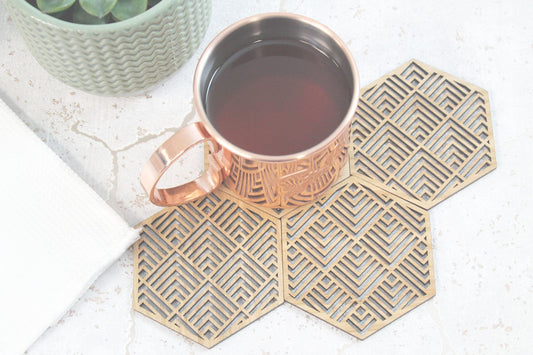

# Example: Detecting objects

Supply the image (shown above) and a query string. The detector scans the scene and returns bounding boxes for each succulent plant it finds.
[30,0,160,24]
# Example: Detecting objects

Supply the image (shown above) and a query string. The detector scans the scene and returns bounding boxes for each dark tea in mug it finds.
[142,14,360,208]
[206,39,352,156]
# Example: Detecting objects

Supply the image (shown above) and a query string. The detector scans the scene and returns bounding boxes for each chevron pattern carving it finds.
[5,0,211,94]
[282,176,435,339]
[350,60,496,208]
[133,189,283,348]
[132,59,496,345]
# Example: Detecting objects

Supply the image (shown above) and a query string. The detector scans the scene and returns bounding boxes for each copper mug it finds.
[141,13,360,208]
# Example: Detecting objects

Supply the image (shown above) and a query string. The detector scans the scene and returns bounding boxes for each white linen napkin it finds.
[0,99,138,355]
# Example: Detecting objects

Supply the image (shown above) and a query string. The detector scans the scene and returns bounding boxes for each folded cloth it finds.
[0,99,138,355]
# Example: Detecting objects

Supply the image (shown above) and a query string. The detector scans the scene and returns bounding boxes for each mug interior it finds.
[194,13,359,161]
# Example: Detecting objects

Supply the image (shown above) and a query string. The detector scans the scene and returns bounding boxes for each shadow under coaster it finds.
[133,59,495,347]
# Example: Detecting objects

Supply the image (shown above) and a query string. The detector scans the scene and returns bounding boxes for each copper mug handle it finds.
[140,122,224,206]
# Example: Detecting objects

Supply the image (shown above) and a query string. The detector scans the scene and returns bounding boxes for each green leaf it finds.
[72,1,111,24]
[79,0,117,18]
[36,0,75,14]
[111,0,147,21]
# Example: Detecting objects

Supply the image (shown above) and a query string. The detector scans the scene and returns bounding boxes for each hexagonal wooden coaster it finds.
[133,189,284,348]
[350,59,496,209]
[282,176,435,339]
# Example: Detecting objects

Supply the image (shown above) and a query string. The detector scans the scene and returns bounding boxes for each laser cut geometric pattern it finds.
[282,176,435,339]
[350,59,496,208]
[133,189,284,348]
[135,60,497,346]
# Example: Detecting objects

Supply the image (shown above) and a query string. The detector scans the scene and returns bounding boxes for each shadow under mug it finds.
[141,13,360,208]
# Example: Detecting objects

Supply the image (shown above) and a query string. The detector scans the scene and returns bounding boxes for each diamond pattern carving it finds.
[134,190,283,348]
[134,59,496,346]
[350,60,496,208]
[282,177,434,339]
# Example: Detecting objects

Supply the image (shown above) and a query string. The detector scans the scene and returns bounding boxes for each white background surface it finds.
[1,0,532,354]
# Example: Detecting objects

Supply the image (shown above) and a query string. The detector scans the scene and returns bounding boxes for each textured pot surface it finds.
[3,0,211,95]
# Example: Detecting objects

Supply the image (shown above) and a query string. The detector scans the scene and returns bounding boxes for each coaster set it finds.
[133,60,496,347]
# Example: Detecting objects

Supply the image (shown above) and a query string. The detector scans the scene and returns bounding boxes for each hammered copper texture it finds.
[350,60,496,209]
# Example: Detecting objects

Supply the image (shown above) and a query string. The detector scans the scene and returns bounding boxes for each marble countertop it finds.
[1,0,532,354]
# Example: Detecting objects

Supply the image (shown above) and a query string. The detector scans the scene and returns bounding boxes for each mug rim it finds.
[193,12,360,163]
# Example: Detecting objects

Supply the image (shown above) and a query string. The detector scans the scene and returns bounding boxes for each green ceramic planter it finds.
[3,0,211,95]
